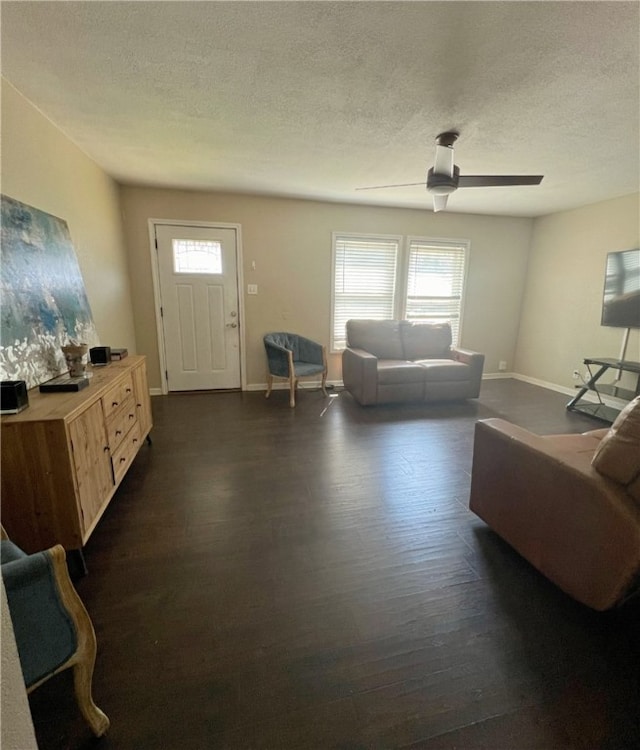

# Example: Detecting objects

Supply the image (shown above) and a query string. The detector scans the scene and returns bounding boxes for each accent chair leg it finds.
[265,374,274,399]
[48,546,110,737]
[73,654,110,737]
[289,375,296,407]
[321,369,328,397]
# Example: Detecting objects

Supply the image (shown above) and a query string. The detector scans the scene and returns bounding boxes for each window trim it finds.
[330,232,470,353]
[330,231,403,352]
[401,236,470,344]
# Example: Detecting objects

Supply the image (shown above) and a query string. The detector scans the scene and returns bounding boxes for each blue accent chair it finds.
[1,529,109,737]
[263,332,328,407]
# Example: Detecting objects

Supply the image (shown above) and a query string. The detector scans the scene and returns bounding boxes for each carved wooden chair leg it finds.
[72,653,110,737]
[265,374,274,399]
[321,346,328,396]
[321,370,328,397]
[289,375,296,407]
[287,350,296,407]
[49,546,110,737]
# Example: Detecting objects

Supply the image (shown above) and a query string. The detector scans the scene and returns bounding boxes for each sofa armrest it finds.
[342,347,378,405]
[469,419,640,610]
[450,347,485,395]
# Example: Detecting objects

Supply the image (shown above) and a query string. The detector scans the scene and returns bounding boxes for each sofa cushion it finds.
[377,360,427,385]
[346,320,404,360]
[400,322,452,360]
[592,396,640,486]
[416,359,470,382]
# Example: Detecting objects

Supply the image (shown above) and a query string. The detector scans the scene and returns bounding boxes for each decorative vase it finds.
[62,343,89,378]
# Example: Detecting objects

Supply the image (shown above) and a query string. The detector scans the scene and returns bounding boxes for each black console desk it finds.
[567,357,640,423]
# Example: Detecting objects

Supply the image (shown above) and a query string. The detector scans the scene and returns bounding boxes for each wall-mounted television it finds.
[601,248,640,329]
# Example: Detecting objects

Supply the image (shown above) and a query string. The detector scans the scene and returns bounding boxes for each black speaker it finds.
[90,346,111,365]
[1,380,29,414]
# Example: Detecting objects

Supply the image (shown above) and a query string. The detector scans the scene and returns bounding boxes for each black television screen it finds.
[601,248,640,329]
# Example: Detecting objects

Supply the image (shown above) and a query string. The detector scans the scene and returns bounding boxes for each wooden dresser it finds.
[1,355,152,553]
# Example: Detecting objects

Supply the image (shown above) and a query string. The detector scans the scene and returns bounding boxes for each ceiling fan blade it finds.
[433,144,454,177]
[432,194,449,212]
[457,175,544,188]
[355,182,425,191]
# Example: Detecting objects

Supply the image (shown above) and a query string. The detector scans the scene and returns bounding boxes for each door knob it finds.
[226,322,238,328]
[230,311,237,317]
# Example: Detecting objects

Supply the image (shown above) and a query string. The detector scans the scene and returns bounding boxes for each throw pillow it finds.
[591,395,640,486]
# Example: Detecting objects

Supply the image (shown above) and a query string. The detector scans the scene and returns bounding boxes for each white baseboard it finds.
[151,373,624,410]
[512,372,627,408]
[511,372,576,397]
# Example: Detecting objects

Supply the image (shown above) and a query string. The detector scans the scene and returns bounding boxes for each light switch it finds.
[247,284,258,295]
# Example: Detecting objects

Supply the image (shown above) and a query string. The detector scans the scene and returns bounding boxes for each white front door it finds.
[156,224,241,391]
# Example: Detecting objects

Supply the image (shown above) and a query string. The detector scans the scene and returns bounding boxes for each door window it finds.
[172,239,222,274]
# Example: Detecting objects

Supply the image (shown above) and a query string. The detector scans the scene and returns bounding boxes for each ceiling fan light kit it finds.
[427,166,460,195]
[358,130,544,213]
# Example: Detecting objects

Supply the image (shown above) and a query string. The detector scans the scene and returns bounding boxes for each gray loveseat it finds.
[342,320,485,405]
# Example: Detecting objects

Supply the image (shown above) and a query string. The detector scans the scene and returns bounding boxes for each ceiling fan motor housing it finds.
[427,166,460,194]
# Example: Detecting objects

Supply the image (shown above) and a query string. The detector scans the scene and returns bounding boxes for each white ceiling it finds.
[1,1,639,217]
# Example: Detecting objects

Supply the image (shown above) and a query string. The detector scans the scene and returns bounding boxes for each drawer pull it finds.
[133,438,139,444]
[103,446,109,453]
[126,387,132,393]
[112,401,119,407]
[119,457,127,464]
[129,413,135,420]
[115,430,122,436]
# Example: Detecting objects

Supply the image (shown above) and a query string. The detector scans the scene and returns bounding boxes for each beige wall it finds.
[515,193,640,388]
[119,185,534,390]
[1,81,136,352]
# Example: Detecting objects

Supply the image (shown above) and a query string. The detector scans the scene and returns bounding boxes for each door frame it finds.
[148,219,246,395]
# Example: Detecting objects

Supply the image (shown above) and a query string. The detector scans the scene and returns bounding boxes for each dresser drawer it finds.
[102,374,135,421]
[111,421,141,485]
[105,395,136,450]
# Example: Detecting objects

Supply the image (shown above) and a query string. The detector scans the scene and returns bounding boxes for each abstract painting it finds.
[1,195,99,389]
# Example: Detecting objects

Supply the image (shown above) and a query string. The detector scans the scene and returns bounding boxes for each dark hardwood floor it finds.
[29,380,640,749]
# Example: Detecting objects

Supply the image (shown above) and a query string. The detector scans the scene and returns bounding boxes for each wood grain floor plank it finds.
[27,381,639,749]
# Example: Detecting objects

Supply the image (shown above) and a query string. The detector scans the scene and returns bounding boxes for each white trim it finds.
[404,235,471,347]
[512,372,627,408]
[512,372,581,397]
[330,232,471,353]
[330,231,403,353]
[149,388,163,397]
[482,372,515,380]
[147,219,246,395]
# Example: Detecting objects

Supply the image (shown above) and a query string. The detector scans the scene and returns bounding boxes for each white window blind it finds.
[332,235,399,350]
[405,240,467,345]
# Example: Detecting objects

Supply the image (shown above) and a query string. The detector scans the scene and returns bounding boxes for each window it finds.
[331,233,468,351]
[332,234,400,350]
[405,238,467,345]
[172,239,222,274]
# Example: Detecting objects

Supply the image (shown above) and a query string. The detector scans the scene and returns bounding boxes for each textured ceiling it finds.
[1,1,639,217]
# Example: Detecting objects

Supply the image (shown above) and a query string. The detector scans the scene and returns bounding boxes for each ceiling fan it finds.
[356,131,544,212]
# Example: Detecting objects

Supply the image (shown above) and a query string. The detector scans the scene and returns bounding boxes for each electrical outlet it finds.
[572,370,580,380]
[498,360,507,371]
[247,284,258,295]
